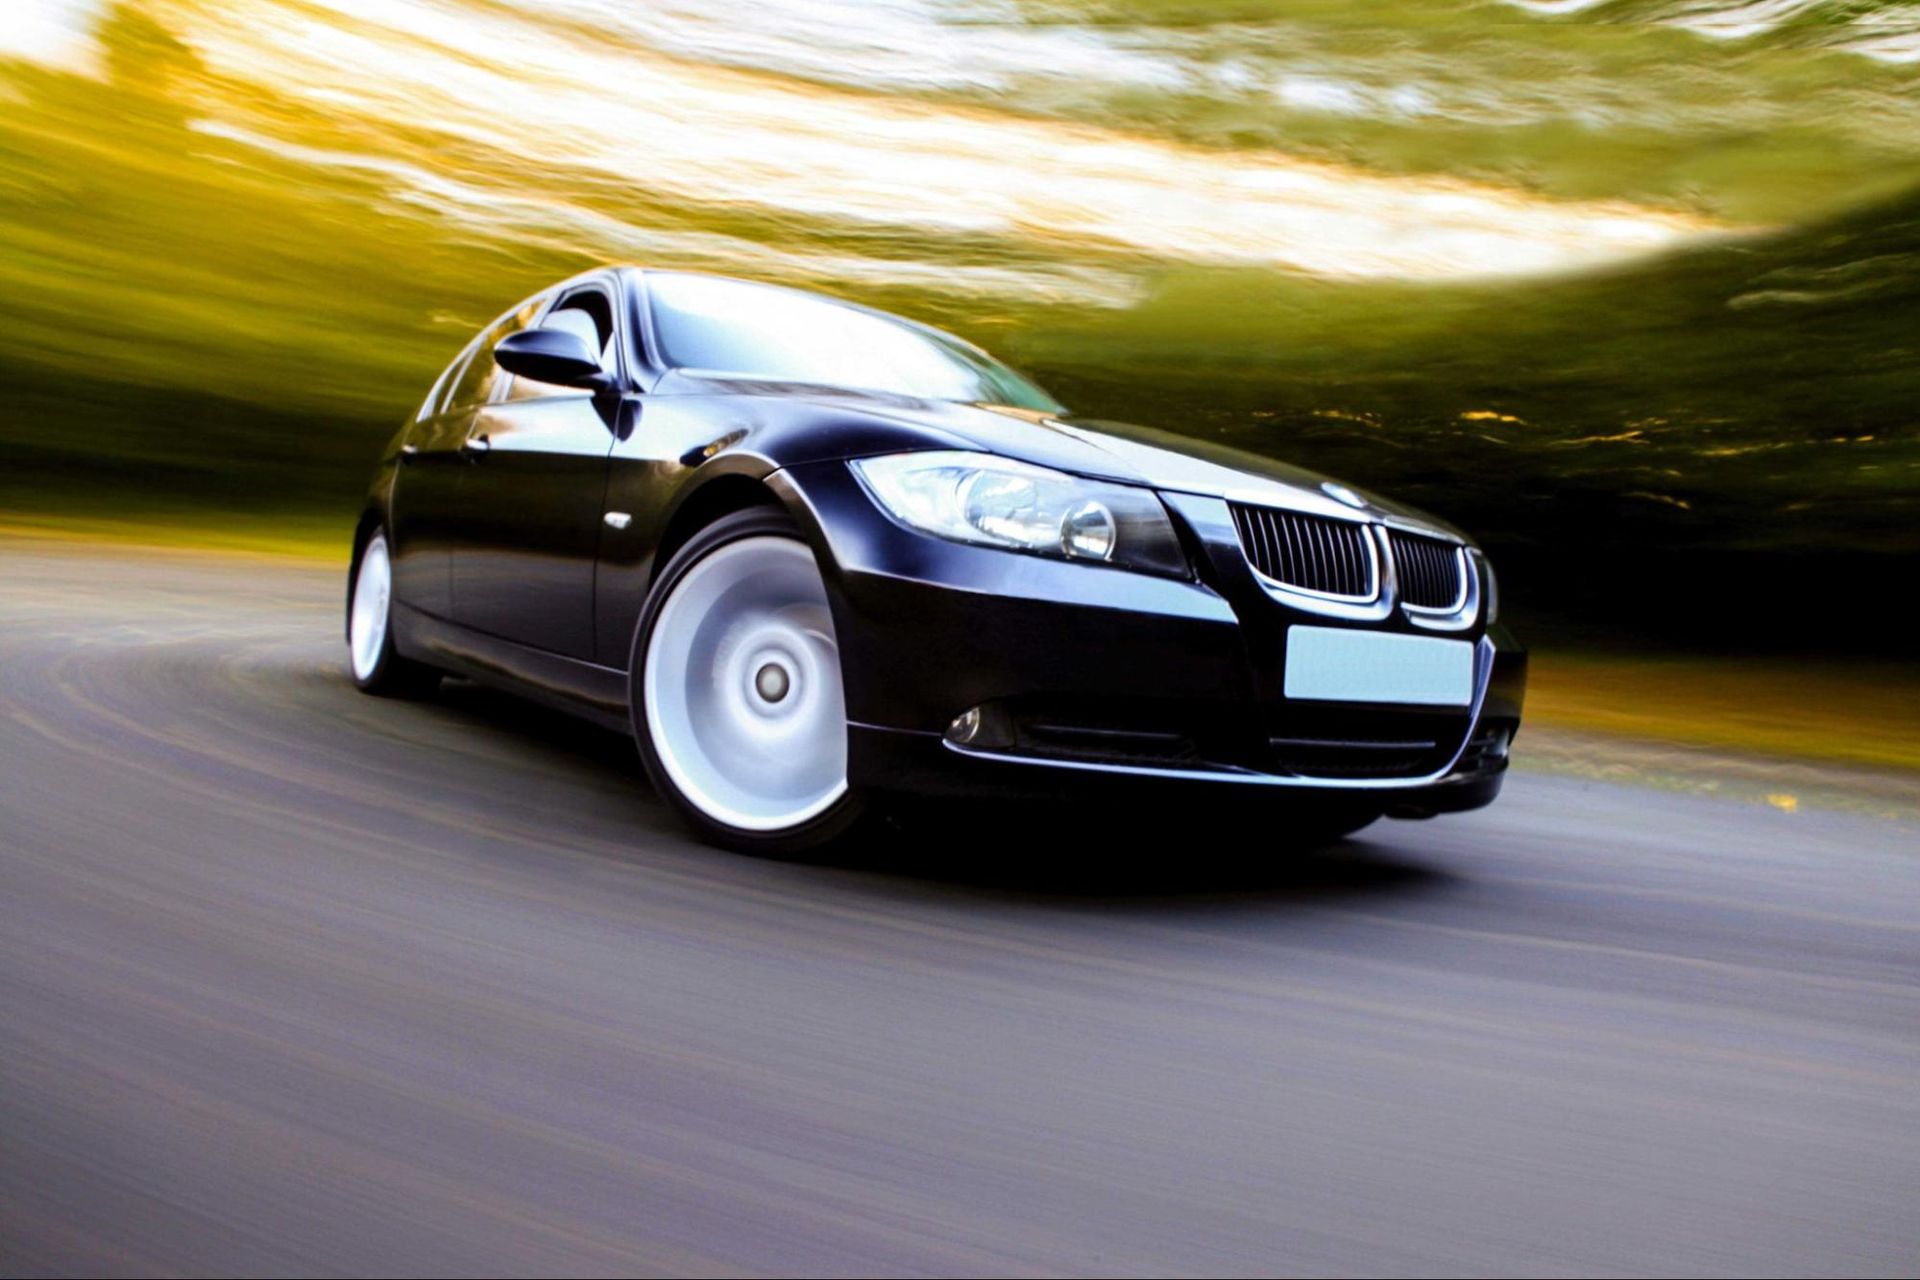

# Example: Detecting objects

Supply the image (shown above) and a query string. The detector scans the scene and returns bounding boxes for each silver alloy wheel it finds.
[350,533,392,682]
[643,535,848,832]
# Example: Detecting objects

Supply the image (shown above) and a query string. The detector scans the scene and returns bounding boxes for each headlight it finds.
[851,451,1188,578]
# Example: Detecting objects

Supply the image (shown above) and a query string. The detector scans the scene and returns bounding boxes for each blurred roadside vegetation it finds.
[1526,653,1920,775]
[876,0,1920,222]
[3,1,1918,657]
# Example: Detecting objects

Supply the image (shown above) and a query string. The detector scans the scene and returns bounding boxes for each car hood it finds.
[789,388,1466,539]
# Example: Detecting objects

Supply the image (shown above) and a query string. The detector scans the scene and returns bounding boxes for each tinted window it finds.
[417,345,472,420]
[646,274,1061,411]
[445,294,547,414]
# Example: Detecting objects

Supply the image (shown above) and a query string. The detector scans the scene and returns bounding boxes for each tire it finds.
[347,529,441,698]
[630,509,867,857]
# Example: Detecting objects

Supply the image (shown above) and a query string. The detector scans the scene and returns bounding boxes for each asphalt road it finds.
[2,538,1917,1277]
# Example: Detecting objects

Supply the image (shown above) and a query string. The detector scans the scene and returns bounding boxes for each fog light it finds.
[949,706,983,744]
[945,703,1013,749]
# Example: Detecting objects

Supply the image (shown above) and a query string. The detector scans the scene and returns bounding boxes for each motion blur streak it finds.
[3,3,1918,634]
[1504,0,1920,62]
[4,539,1919,1274]
[20,0,1717,288]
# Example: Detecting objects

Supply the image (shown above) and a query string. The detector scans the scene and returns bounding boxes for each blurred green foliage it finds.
[986,0,1920,221]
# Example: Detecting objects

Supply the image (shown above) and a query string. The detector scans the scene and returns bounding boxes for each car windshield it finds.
[646,273,1062,412]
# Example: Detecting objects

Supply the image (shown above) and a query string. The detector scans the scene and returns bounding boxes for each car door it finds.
[394,295,548,619]
[390,332,488,619]
[449,283,623,659]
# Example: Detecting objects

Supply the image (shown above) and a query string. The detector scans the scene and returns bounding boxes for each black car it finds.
[348,267,1526,855]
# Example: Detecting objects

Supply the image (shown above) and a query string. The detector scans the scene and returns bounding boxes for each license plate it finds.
[1284,626,1474,706]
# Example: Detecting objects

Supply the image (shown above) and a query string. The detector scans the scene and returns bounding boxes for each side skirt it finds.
[393,602,631,735]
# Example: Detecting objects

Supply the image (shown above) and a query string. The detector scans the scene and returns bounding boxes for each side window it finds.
[444,294,548,415]
[417,341,476,421]
[443,324,504,415]
[506,288,617,402]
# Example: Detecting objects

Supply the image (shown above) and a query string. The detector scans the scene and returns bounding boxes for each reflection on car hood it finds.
[769,385,1466,540]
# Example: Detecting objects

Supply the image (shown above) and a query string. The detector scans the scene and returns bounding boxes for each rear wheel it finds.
[348,530,440,697]
[631,510,866,857]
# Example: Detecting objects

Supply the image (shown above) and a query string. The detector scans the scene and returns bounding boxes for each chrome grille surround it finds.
[1228,504,1379,601]
[1228,502,1480,629]
[1388,528,1469,614]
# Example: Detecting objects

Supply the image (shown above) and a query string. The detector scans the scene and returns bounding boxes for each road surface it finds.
[2,538,1916,1276]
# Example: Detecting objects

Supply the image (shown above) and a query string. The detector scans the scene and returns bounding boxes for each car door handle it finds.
[463,434,491,456]
[398,443,419,462]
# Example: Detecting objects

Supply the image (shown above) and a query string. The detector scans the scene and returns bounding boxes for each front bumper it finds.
[772,462,1527,812]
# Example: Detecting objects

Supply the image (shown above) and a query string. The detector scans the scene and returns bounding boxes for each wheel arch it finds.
[647,471,790,591]
[628,498,867,855]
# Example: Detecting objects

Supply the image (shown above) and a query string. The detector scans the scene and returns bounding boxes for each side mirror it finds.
[494,328,607,388]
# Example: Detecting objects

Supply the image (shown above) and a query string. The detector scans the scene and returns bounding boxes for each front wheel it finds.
[631,509,866,857]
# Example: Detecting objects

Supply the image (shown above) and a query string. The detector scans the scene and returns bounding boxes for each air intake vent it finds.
[1268,706,1474,780]
[1268,734,1439,779]
[1389,530,1466,610]
[1230,505,1376,599]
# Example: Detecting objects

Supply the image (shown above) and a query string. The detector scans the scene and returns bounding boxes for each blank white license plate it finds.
[1284,626,1474,706]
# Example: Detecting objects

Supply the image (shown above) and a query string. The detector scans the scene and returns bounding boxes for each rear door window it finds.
[416,344,474,421]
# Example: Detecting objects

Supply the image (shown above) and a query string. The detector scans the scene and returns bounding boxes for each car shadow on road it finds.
[430,678,648,777]
[425,678,1453,907]
[826,805,1455,907]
